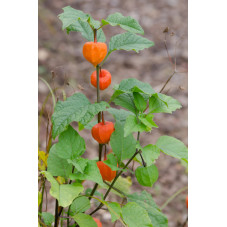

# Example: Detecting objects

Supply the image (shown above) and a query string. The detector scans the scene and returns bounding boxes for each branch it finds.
[160,186,188,210]
[103,181,126,197]
[89,149,140,215]
[139,151,147,167]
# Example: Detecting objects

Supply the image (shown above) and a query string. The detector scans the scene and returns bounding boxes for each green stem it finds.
[96,65,101,122]
[89,64,102,200]
[100,53,110,67]
[38,177,46,215]
[160,186,188,210]
[97,24,105,30]
[39,77,56,108]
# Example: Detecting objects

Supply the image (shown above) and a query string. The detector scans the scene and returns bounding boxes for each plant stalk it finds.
[89,64,102,200]
[89,132,141,215]
[67,205,71,226]
[39,177,46,215]
[94,29,97,43]
[160,186,188,210]
[139,152,147,167]
[89,149,140,215]
[54,199,59,227]
[96,65,101,122]
[103,181,126,197]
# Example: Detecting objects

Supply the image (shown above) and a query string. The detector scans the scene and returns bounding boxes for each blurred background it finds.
[38,0,188,226]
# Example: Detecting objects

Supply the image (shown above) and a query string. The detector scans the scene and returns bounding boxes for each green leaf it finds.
[127,191,168,227]
[102,12,144,34]
[107,108,134,124]
[67,157,88,173]
[79,120,98,131]
[137,144,161,166]
[70,196,90,215]
[72,213,97,227]
[110,78,155,101]
[102,176,132,197]
[108,32,154,54]
[110,121,137,161]
[54,126,85,160]
[124,115,150,137]
[107,202,122,222]
[87,16,101,29]
[58,6,89,30]
[52,92,109,138]
[133,92,147,112]
[58,6,105,41]
[111,176,132,196]
[156,136,188,162]
[122,202,152,227]
[103,153,123,171]
[149,93,181,113]
[42,171,84,207]
[70,160,104,186]
[47,144,73,177]
[138,113,158,131]
[41,212,54,226]
[72,19,106,42]
[135,165,159,187]
[113,93,137,114]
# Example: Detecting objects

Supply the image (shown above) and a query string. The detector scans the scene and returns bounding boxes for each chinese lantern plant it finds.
[38,6,188,227]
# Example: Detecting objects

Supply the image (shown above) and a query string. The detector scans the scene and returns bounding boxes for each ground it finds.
[38,0,188,226]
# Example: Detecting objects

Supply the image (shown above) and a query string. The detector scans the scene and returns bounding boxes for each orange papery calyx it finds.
[91,112,114,144]
[93,217,102,227]
[96,160,116,182]
[90,69,111,90]
[82,41,107,66]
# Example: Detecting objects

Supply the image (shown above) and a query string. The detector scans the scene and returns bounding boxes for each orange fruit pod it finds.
[91,121,114,144]
[97,149,117,182]
[83,42,107,66]
[186,195,188,208]
[91,69,111,90]
[93,217,102,227]
[97,159,116,182]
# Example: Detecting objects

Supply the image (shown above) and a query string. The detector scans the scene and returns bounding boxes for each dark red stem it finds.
[94,29,97,43]
[102,112,105,124]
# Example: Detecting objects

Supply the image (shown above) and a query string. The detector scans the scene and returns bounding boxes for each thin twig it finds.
[164,33,175,69]
[103,181,126,197]
[89,183,99,201]
[159,71,175,93]
[139,151,147,167]
[160,186,188,210]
